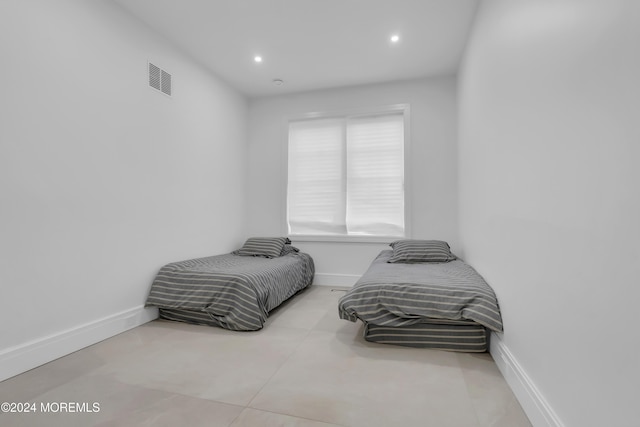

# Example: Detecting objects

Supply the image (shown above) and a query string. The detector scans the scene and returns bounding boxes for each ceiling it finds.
[113,0,479,98]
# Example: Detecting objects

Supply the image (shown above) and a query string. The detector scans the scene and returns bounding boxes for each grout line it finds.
[243,290,338,409]
[235,407,349,427]
[243,323,316,409]
[244,288,339,413]
[454,352,491,427]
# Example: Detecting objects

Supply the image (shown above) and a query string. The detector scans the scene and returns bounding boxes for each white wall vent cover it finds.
[148,62,171,96]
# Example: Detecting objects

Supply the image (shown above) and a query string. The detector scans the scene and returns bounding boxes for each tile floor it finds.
[0,286,532,427]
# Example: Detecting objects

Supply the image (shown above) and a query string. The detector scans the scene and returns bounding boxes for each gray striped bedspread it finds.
[145,251,315,331]
[338,250,503,332]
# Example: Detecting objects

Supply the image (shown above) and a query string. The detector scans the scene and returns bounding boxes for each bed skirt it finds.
[363,321,489,352]
[158,308,230,329]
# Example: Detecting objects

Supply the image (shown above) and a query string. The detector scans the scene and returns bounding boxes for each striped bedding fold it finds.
[338,250,503,333]
[146,251,314,331]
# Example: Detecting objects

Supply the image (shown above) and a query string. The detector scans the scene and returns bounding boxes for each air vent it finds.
[160,70,171,96]
[148,62,171,96]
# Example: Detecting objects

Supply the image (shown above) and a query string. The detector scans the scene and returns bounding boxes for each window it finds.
[286,105,408,240]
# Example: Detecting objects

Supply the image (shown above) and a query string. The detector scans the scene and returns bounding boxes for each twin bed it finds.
[338,241,503,352]
[146,238,502,352]
[145,238,315,331]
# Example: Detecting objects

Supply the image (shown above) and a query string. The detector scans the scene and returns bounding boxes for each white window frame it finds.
[282,104,411,243]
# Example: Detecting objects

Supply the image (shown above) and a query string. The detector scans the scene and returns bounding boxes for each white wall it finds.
[0,0,247,379]
[459,1,640,426]
[247,78,459,283]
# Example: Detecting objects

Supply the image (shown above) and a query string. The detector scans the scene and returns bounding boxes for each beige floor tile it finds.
[230,408,344,427]
[92,323,308,406]
[1,374,167,427]
[249,330,479,427]
[489,395,534,427]
[0,345,107,403]
[263,285,350,331]
[95,392,244,427]
[286,286,349,309]
[456,352,532,427]
[0,373,243,427]
[311,309,363,336]
[276,286,360,335]
[0,408,100,427]
[0,318,192,403]
[266,303,329,330]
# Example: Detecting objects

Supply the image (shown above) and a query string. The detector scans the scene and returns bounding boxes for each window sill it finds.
[288,234,404,244]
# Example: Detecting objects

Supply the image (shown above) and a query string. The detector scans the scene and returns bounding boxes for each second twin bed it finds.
[338,241,503,352]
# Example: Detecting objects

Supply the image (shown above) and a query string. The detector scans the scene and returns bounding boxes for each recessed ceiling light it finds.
[273,79,284,86]
[254,56,263,63]
[390,34,400,43]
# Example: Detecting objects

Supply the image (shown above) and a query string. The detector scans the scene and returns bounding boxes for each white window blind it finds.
[287,110,405,238]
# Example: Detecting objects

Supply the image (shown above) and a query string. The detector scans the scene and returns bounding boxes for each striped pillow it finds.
[388,240,456,263]
[236,237,289,258]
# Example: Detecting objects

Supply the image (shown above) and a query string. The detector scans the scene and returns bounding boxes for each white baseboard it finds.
[490,332,565,427]
[0,306,158,382]
[312,273,360,287]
